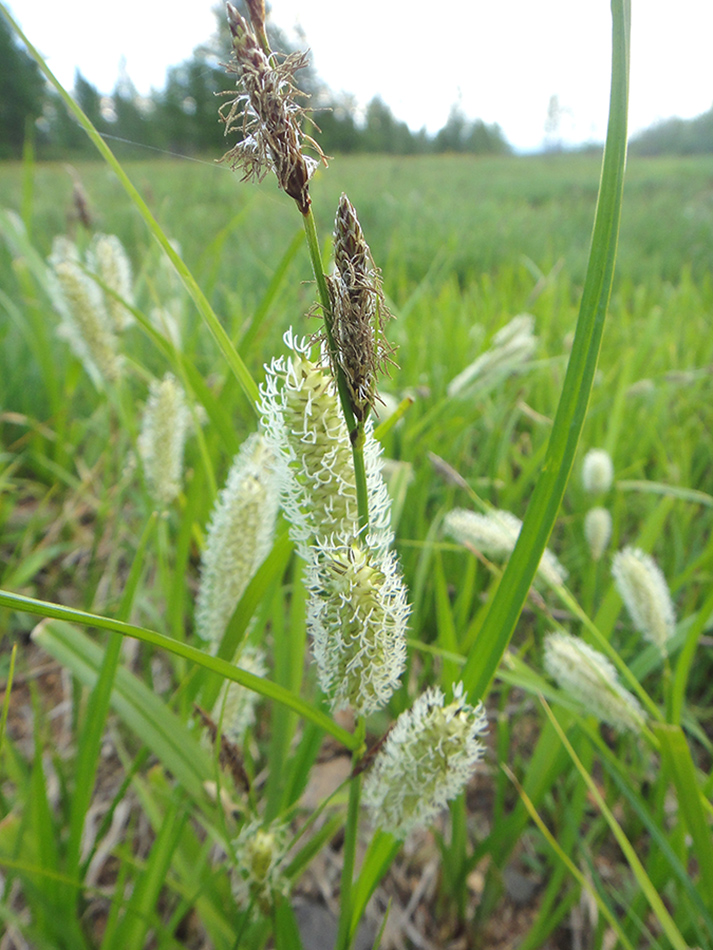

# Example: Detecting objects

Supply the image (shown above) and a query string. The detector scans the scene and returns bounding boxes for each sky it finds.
[5,0,713,152]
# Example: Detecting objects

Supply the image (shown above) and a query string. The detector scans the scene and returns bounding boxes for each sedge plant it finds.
[3,1,712,948]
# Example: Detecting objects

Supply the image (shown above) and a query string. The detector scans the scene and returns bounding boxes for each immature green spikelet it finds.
[260,332,409,714]
[196,434,278,649]
[220,3,325,213]
[447,314,537,397]
[443,507,567,587]
[137,373,190,505]
[231,818,290,916]
[213,645,268,743]
[584,506,612,561]
[48,237,122,388]
[582,448,614,494]
[362,683,488,838]
[326,194,394,422]
[544,631,645,734]
[86,233,135,331]
[612,547,676,655]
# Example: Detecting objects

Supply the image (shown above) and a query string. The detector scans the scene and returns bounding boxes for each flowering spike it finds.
[260,334,393,559]
[86,233,135,331]
[544,631,645,733]
[196,434,278,649]
[48,237,122,388]
[443,507,567,588]
[232,818,290,916]
[584,506,612,561]
[260,332,409,715]
[362,683,488,838]
[611,546,675,655]
[220,3,325,213]
[326,194,395,422]
[213,645,268,742]
[307,542,408,716]
[447,314,537,398]
[137,373,190,505]
[582,448,614,494]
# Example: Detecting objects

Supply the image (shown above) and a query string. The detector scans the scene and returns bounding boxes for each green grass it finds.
[2,101,713,950]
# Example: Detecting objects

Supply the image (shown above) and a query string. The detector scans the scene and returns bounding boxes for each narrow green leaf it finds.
[273,896,305,950]
[655,723,713,911]
[0,587,358,750]
[349,833,401,942]
[240,228,305,351]
[543,698,690,950]
[462,0,631,702]
[671,583,713,725]
[505,763,636,950]
[0,643,16,755]
[34,620,214,800]
[433,553,461,688]
[111,801,187,950]
[617,479,713,508]
[593,728,713,942]
[66,514,158,879]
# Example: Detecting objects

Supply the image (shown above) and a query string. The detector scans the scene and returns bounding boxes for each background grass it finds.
[1,150,713,948]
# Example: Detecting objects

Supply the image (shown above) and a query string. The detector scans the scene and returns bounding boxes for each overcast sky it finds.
[6,0,713,152]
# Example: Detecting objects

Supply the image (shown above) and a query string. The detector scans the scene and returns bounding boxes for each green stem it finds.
[301,207,370,534]
[335,720,366,950]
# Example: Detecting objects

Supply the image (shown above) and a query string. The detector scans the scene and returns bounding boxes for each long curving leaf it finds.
[1,587,357,750]
[462,0,631,701]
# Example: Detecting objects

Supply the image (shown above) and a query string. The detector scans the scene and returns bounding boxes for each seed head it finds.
[260,332,409,715]
[307,541,408,717]
[213,645,268,742]
[447,314,537,398]
[196,434,278,649]
[260,332,393,560]
[443,507,568,587]
[232,818,290,916]
[137,373,190,505]
[362,683,488,839]
[582,448,614,494]
[48,237,122,388]
[584,506,612,561]
[544,631,645,734]
[326,194,395,422]
[220,3,325,213]
[86,233,135,331]
[611,547,675,655]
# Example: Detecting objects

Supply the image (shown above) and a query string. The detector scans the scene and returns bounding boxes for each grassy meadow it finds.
[1,142,713,950]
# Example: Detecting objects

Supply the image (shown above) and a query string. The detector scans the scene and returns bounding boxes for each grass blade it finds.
[1,587,358,750]
[462,0,631,701]
[655,722,713,911]
[542,696,690,950]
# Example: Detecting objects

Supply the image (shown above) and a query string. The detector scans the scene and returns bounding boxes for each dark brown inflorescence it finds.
[219,3,326,214]
[326,194,396,422]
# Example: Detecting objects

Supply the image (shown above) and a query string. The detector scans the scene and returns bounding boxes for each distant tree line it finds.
[629,106,713,156]
[1,12,510,161]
